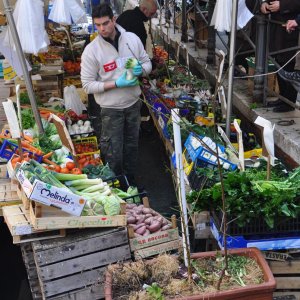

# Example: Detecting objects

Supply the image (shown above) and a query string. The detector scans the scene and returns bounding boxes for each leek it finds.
[54,173,87,181]
[64,178,102,187]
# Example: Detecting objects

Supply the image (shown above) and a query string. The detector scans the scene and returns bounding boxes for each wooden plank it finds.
[33,228,129,265]
[134,239,182,259]
[32,227,124,252]
[269,260,300,274]
[3,204,66,244]
[273,291,300,299]
[276,277,300,290]
[129,228,179,251]
[13,229,66,244]
[36,244,131,281]
[20,243,43,300]
[40,267,105,298]
[48,284,104,300]
[29,202,127,230]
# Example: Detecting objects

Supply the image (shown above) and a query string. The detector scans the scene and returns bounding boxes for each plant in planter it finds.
[104,248,276,299]
[104,53,276,300]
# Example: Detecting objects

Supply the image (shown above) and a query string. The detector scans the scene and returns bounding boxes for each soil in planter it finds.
[108,254,265,299]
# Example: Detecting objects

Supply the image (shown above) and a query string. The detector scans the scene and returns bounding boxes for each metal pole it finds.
[253,14,267,103]
[206,0,216,65]
[3,0,44,134]
[181,0,188,42]
[225,0,238,137]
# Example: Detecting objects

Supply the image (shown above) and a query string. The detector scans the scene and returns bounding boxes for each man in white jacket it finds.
[81,3,152,184]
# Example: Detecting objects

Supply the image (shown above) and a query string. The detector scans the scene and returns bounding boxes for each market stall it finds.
[1,0,300,299]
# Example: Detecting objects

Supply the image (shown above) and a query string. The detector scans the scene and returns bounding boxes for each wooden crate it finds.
[248,66,279,95]
[30,227,131,299]
[20,243,43,300]
[0,178,21,215]
[192,210,213,239]
[2,204,66,244]
[0,163,7,177]
[29,201,127,230]
[128,198,181,259]
[265,251,300,300]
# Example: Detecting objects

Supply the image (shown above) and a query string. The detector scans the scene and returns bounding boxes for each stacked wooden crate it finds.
[27,228,130,300]
[266,251,300,300]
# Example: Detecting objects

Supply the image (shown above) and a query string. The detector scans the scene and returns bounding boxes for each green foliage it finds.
[188,162,300,228]
[21,109,35,129]
[146,283,165,300]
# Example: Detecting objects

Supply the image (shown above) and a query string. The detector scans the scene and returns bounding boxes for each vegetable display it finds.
[188,162,300,229]
[126,203,172,237]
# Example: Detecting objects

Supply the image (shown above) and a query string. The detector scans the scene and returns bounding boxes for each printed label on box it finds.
[30,180,86,216]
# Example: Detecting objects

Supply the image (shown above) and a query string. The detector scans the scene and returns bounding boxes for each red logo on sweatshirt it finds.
[103,61,117,72]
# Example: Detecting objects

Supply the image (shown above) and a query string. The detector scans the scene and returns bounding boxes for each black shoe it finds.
[273,104,295,113]
[267,99,283,107]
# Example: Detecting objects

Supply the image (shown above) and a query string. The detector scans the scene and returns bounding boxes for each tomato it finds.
[71,168,82,175]
[60,167,70,174]
[55,166,61,173]
[78,157,86,164]
[66,162,76,170]
[12,156,22,164]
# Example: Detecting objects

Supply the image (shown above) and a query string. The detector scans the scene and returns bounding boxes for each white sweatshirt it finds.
[81,24,152,109]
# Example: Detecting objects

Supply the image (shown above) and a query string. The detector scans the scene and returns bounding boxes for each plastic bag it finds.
[11,0,49,54]
[64,85,86,116]
[66,0,88,24]
[49,0,87,25]
[49,0,72,25]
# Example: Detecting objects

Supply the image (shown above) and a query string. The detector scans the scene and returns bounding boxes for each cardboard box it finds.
[247,66,279,95]
[16,169,86,216]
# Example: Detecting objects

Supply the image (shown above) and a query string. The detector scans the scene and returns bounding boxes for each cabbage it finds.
[82,199,105,216]
[104,195,121,216]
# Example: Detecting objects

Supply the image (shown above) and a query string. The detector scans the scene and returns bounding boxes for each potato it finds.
[161,224,172,231]
[130,223,145,230]
[148,221,162,233]
[127,216,136,224]
[145,217,153,225]
[142,207,152,214]
[135,225,146,235]
[136,215,146,224]
[143,229,151,236]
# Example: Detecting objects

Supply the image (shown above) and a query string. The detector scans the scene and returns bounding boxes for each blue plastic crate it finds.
[184,133,237,170]
[0,140,43,162]
[210,217,300,250]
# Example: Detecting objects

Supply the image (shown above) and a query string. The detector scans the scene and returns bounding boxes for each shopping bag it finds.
[49,0,72,25]
[49,0,88,25]
[64,85,86,116]
[7,0,49,55]
[66,0,88,24]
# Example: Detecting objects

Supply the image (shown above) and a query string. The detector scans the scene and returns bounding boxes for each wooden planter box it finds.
[104,247,276,300]
[28,227,131,299]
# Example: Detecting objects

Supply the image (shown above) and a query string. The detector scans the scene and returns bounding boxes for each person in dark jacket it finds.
[116,0,158,48]
[260,0,300,112]
[278,14,300,90]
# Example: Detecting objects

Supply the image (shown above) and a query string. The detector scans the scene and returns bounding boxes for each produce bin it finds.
[72,136,100,156]
[127,198,181,259]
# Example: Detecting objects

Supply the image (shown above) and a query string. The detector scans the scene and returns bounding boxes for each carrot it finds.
[21,141,43,155]
[43,151,53,159]
[42,157,59,167]
[23,135,33,143]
